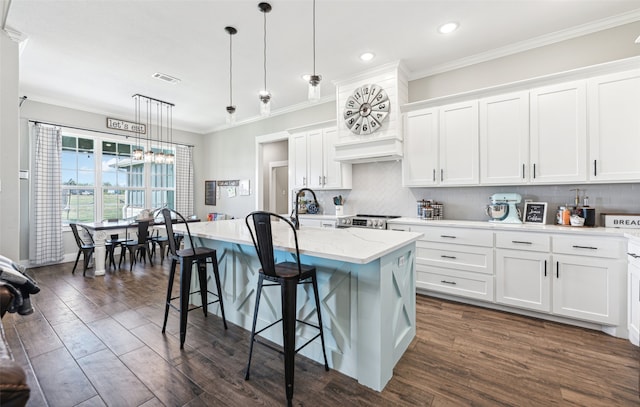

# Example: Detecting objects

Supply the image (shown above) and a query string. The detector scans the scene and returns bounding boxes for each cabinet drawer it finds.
[628,239,640,260]
[553,235,625,259]
[496,231,550,252]
[418,226,493,247]
[416,241,493,275]
[416,265,494,301]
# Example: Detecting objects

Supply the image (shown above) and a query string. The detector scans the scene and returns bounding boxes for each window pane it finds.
[118,144,131,155]
[62,188,95,223]
[102,189,126,220]
[62,136,76,149]
[102,141,116,154]
[78,138,94,152]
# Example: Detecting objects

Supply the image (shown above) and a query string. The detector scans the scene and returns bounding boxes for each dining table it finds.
[77,217,200,277]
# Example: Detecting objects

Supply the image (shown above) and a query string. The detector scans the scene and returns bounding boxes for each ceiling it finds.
[5,0,640,134]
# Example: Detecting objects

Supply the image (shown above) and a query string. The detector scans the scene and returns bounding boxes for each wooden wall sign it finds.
[106,118,146,134]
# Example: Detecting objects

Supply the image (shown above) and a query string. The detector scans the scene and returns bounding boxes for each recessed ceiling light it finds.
[438,22,459,34]
[360,52,375,62]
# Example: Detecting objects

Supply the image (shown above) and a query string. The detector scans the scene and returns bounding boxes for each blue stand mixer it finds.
[485,193,522,223]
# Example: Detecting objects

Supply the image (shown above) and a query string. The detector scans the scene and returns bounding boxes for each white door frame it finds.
[269,160,289,213]
[255,131,289,210]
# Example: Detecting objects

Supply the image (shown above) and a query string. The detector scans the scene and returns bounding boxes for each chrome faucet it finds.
[291,188,318,230]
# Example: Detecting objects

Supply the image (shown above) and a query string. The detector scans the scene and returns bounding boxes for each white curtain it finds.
[175,145,194,216]
[29,124,64,265]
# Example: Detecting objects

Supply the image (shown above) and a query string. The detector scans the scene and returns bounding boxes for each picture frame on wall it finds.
[523,201,547,224]
[205,180,216,206]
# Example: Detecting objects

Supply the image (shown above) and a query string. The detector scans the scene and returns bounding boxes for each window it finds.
[61,132,175,224]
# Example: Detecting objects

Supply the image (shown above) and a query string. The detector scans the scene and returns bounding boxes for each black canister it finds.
[582,207,596,227]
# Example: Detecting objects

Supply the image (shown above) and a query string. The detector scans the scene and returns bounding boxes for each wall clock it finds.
[343,83,390,135]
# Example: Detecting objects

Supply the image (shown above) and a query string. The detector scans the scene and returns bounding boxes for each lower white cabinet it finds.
[553,254,623,324]
[627,240,640,346]
[412,225,494,301]
[496,249,551,312]
[390,221,629,336]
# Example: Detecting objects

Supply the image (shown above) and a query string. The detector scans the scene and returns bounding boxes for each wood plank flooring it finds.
[2,259,638,406]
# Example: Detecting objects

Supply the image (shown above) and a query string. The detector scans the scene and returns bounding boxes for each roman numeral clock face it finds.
[343,84,389,135]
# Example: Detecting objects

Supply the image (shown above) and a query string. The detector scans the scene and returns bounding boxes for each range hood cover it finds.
[333,135,403,163]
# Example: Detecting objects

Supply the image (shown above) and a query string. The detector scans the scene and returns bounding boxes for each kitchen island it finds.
[172,219,422,391]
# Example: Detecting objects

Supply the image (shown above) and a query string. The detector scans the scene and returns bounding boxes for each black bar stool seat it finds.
[244,211,329,407]
[159,208,227,349]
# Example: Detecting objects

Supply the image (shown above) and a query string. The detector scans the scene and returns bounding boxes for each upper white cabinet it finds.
[439,101,479,185]
[402,101,478,186]
[529,81,587,184]
[402,108,438,186]
[588,69,640,181]
[479,92,530,184]
[289,126,352,191]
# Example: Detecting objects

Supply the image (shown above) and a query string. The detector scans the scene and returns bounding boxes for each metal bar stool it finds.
[160,208,227,348]
[244,211,329,407]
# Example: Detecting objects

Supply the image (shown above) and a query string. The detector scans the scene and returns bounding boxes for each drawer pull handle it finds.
[441,255,457,259]
[512,240,532,245]
[544,260,547,277]
[556,261,559,278]
[572,245,597,250]
[628,252,640,258]
[440,235,457,239]
[441,280,457,285]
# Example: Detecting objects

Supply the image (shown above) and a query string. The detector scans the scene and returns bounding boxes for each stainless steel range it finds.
[337,214,401,230]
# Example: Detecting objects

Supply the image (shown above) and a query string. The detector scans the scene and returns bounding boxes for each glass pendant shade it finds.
[155,152,165,164]
[259,91,271,116]
[164,153,175,164]
[133,148,144,160]
[308,74,321,101]
[144,150,155,162]
[226,105,236,125]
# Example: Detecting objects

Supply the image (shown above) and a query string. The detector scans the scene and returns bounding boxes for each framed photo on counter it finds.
[523,201,547,224]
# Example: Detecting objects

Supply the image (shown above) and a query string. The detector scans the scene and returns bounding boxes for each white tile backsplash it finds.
[311,160,640,225]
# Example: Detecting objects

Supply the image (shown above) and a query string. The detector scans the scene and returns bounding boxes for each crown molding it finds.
[409,9,640,81]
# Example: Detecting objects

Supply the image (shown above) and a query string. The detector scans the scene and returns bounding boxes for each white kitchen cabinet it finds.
[291,132,308,188]
[495,232,551,313]
[529,81,587,184]
[588,69,640,182]
[553,254,624,325]
[628,239,640,346]
[402,101,478,187]
[289,126,352,191]
[439,100,479,185]
[479,91,530,184]
[411,225,494,301]
[402,107,438,186]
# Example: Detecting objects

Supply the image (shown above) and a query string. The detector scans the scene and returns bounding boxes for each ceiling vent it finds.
[152,72,181,84]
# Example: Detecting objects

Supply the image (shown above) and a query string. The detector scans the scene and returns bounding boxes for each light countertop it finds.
[388,217,632,237]
[173,219,423,264]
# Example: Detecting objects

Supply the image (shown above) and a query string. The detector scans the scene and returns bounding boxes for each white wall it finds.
[0,30,21,260]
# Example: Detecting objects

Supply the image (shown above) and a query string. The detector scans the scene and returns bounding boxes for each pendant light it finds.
[258,2,272,116]
[164,103,175,164]
[225,26,238,125]
[144,98,155,162]
[155,101,165,164]
[132,94,144,160]
[307,0,321,101]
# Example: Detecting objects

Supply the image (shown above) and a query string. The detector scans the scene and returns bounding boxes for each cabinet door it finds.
[629,259,640,346]
[291,133,308,188]
[321,127,343,189]
[530,81,587,183]
[496,249,551,312]
[439,100,479,185]
[588,70,640,181]
[553,254,624,325]
[307,129,324,189]
[402,108,439,186]
[479,92,530,184]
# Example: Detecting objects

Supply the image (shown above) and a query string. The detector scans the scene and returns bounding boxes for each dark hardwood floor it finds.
[3,259,639,406]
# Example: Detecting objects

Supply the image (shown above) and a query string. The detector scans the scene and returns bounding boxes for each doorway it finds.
[255,131,289,212]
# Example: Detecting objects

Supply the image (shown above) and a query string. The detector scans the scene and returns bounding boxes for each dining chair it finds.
[119,220,153,271]
[244,211,329,407]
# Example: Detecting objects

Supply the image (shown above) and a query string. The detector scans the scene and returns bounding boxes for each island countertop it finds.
[172,219,423,264]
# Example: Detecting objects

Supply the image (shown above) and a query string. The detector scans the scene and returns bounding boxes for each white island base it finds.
[175,220,420,391]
